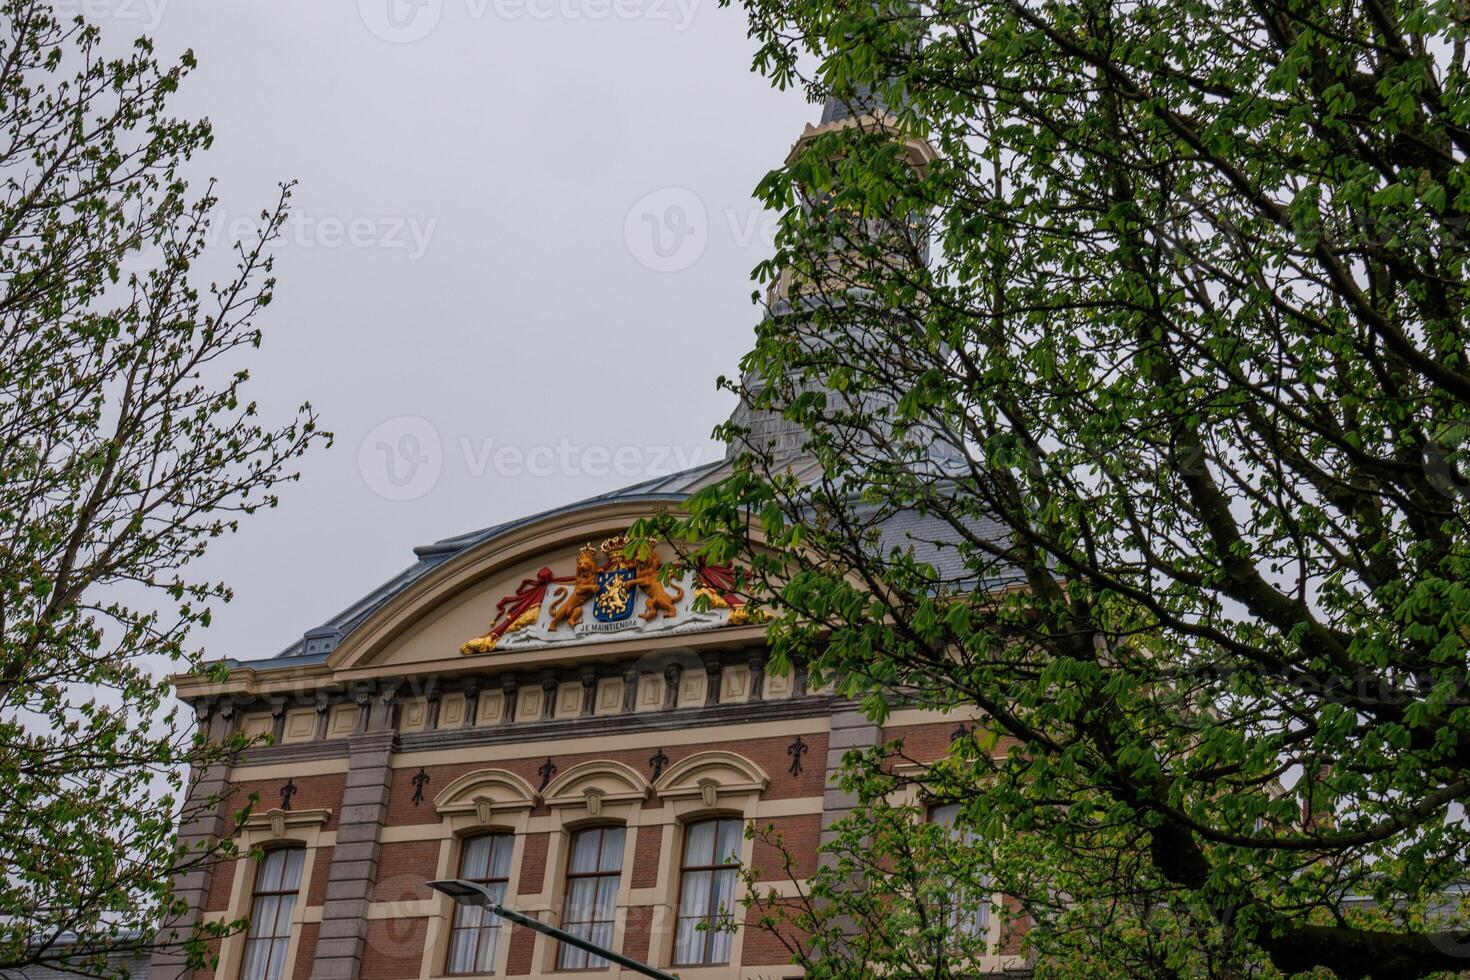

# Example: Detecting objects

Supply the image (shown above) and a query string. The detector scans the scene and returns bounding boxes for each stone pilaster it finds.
[308,691,398,979]
[818,704,881,868]
[149,701,237,980]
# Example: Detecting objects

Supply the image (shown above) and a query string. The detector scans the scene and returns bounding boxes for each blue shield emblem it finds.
[593,567,638,622]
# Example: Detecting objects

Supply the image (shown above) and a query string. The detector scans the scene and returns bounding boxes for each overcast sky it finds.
[101,0,813,662]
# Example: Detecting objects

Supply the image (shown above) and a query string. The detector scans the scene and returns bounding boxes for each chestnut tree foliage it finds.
[646,0,1470,974]
[0,2,323,974]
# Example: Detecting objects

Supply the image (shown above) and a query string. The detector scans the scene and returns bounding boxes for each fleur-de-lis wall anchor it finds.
[787,735,808,776]
[280,778,297,812]
[649,748,669,781]
[411,767,430,806]
[538,757,557,792]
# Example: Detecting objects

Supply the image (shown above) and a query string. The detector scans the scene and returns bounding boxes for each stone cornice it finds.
[230,695,834,767]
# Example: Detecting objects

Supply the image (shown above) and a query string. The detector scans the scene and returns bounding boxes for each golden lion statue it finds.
[547,546,599,630]
[629,550,684,621]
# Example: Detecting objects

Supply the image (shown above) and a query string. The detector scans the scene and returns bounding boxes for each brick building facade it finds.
[145,93,1028,980]
[152,480,1027,980]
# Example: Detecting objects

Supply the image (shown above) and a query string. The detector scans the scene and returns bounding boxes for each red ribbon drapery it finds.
[487,566,571,640]
[694,562,746,607]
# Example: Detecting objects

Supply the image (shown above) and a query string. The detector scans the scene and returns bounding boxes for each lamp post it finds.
[427,878,681,980]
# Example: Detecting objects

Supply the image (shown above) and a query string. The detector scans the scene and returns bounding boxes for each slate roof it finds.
[241,450,1011,674]
[250,458,750,669]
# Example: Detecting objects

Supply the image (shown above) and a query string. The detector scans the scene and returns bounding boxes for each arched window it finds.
[446,834,515,974]
[673,818,742,966]
[557,826,625,970]
[239,846,305,980]
[929,803,988,938]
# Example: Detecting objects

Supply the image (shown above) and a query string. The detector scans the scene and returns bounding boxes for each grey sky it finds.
[106,0,812,662]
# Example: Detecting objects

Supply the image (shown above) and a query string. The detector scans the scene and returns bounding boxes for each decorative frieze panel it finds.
[478,689,506,725]
[635,672,664,713]
[438,692,467,729]
[677,668,707,707]
[217,651,817,754]
[400,697,429,733]
[765,667,793,701]
[594,676,624,716]
[721,663,752,704]
[281,708,317,743]
[240,712,273,741]
[515,684,545,722]
[327,702,359,737]
[554,681,583,719]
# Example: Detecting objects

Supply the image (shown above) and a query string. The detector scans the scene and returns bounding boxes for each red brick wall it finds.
[204,856,236,913]
[882,720,1017,764]
[504,921,537,975]
[741,902,803,966]
[361,916,427,979]
[192,936,223,980]
[751,813,822,881]
[517,831,548,894]
[291,922,319,980]
[630,826,664,888]
[385,733,829,829]
[622,904,655,962]
[200,730,836,978]
[306,844,333,906]
[998,895,1030,954]
[374,840,441,902]
[232,773,346,830]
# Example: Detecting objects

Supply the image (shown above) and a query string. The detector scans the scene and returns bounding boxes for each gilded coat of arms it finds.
[460,535,756,655]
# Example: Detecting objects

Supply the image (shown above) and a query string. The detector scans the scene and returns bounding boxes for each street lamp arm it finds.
[427,878,681,980]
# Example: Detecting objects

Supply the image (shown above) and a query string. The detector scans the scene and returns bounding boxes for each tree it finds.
[644,0,1470,973]
[0,1,324,973]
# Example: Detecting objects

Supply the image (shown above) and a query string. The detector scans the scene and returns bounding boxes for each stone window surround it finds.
[214,807,333,980]
[420,769,540,979]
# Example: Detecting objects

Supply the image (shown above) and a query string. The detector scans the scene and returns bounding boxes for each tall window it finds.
[929,803,988,939]
[240,846,305,980]
[446,834,515,974]
[674,818,743,966]
[558,826,626,970]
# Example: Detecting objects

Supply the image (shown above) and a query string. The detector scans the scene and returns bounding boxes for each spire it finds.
[818,84,884,125]
[723,90,937,463]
